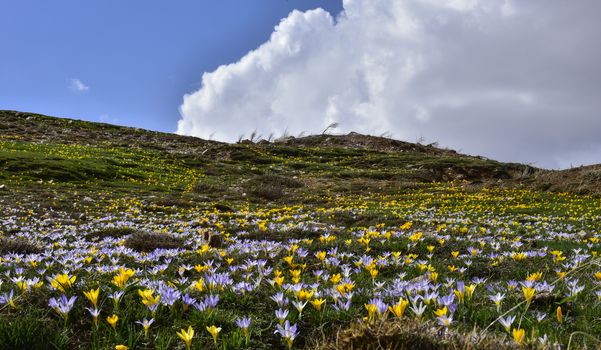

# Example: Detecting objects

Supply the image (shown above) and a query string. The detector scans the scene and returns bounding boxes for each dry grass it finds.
[89,226,137,240]
[307,319,525,350]
[0,236,41,254]
[124,230,185,252]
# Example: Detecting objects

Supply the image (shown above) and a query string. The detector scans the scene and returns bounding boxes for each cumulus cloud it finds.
[178,0,601,169]
[69,78,89,92]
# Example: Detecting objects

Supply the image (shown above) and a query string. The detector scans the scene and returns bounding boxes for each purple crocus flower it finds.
[48,294,77,320]
[275,308,289,322]
[182,293,196,310]
[332,299,351,311]
[159,285,181,307]
[0,290,15,307]
[271,292,289,308]
[437,314,453,327]
[193,301,207,312]
[438,293,455,307]
[275,320,298,349]
[236,316,252,335]
[86,307,100,318]
[204,294,220,308]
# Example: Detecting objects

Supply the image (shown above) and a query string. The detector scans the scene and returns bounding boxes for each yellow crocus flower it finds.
[388,299,409,318]
[107,314,119,330]
[84,288,100,308]
[310,298,326,311]
[49,274,76,292]
[522,287,536,306]
[206,325,221,344]
[434,306,448,317]
[512,328,525,346]
[330,273,342,284]
[177,326,194,350]
[365,303,377,320]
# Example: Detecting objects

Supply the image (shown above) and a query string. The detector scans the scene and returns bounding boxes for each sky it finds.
[2,1,600,169]
[0,0,343,130]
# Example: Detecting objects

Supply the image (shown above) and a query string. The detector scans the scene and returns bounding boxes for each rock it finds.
[202,230,223,248]
[209,234,223,248]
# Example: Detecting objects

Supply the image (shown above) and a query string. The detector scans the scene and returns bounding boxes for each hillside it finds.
[1,110,600,202]
[1,110,601,349]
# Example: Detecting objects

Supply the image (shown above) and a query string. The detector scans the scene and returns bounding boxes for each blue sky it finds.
[1,0,342,132]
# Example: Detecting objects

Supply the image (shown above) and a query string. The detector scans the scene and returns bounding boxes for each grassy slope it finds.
[1,110,601,349]
[0,110,550,205]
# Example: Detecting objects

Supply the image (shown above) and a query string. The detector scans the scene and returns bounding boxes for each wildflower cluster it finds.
[1,182,600,349]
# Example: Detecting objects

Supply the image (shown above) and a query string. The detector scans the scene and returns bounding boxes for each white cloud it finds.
[69,78,89,92]
[178,0,601,169]
[99,114,120,124]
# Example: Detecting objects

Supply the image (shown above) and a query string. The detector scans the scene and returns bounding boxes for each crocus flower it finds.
[410,301,427,319]
[499,315,516,332]
[136,318,154,337]
[365,303,378,320]
[109,291,125,309]
[434,306,448,317]
[0,290,16,308]
[388,298,409,319]
[107,314,119,330]
[177,326,194,350]
[83,288,100,308]
[47,274,76,293]
[181,294,196,312]
[48,294,77,321]
[310,298,326,311]
[292,300,308,318]
[488,292,505,312]
[567,278,584,297]
[522,287,536,306]
[437,314,453,327]
[86,307,101,326]
[275,320,298,350]
[271,292,289,308]
[158,285,181,307]
[111,268,135,289]
[512,328,526,346]
[275,308,289,324]
[138,289,160,307]
[206,325,221,344]
[204,294,220,308]
[236,316,252,337]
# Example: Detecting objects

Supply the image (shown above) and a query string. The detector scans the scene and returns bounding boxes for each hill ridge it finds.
[1,109,600,196]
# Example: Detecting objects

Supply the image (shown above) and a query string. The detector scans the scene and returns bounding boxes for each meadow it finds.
[1,112,600,349]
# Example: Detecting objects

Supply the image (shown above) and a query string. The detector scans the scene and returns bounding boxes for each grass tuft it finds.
[0,236,41,254]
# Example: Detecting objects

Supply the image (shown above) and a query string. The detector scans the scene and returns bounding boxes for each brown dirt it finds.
[524,164,601,196]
